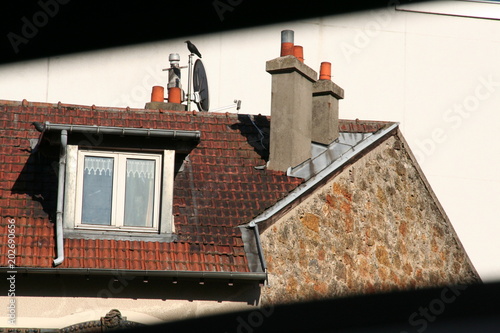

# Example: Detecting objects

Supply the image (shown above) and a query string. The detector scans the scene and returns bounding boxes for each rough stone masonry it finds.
[260,133,479,305]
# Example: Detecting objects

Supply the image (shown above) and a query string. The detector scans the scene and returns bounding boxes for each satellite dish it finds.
[193,59,210,112]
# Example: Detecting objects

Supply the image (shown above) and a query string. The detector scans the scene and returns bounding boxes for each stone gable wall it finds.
[260,134,479,305]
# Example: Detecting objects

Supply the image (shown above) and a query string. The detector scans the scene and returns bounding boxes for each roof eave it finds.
[0,267,267,282]
[33,121,201,141]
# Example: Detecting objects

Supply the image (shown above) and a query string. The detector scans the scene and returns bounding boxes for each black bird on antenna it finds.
[185,40,202,58]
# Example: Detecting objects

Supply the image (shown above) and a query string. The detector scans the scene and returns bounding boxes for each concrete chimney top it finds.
[266,55,317,82]
[266,53,317,172]
[266,30,344,172]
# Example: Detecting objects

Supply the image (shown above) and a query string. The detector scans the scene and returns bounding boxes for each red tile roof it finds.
[0,100,389,273]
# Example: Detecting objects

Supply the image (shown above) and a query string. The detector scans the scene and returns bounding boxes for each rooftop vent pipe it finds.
[280,30,294,56]
[167,53,183,104]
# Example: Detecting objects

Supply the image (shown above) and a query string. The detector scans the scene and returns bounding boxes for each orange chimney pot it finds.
[294,45,304,62]
[281,43,294,57]
[319,62,331,80]
[151,86,165,102]
[168,87,182,104]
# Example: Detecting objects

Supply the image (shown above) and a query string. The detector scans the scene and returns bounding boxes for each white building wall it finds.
[1,1,499,281]
[0,296,253,328]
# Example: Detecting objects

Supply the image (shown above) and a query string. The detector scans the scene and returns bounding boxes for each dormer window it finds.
[32,122,200,241]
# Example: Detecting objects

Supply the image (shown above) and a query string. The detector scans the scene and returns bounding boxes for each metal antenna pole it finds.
[187,53,193,111]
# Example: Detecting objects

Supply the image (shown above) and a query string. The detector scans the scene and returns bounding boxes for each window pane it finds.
[124,159,156,227]
[82,156,113,225]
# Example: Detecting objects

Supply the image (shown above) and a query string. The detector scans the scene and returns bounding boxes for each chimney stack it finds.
[145,53,186,111]
[266,30,317,172]
[312,62,344,145]
[267,30,344,172]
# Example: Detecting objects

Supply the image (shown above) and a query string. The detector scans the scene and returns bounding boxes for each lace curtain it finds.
[84,156,114,176]
[124,159,156,227]
[126,159,156,179]
[82,156,113,225]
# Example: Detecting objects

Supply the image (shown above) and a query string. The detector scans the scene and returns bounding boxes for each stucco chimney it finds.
[266,31,317,172]
[312,62,344,145]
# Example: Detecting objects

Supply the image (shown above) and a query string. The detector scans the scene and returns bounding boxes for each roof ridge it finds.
[0,98,242,119]
[0,99,397,127]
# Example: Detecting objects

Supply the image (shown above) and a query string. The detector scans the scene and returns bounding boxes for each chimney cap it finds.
[169,53,180,61]
[313,79,344,100]
[169,53,181,66]
[266,55,317,82]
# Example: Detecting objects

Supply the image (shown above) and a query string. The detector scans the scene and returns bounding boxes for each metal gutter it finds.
[289,132,374,181]
[250,123,399,225]
[53,130,67,266]
[0,267,267,281]
[33,121,201,141]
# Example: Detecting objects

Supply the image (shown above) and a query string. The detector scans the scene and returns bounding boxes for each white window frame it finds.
[64,145,175,236]
[75,150,162,232]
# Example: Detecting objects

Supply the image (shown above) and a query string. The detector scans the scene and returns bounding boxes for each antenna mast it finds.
[187,53,193,111]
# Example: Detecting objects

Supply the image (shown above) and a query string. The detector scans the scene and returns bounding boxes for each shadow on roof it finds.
[230,114,270,162]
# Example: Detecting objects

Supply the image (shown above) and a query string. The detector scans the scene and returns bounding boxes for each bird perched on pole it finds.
[185,40,202,58]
